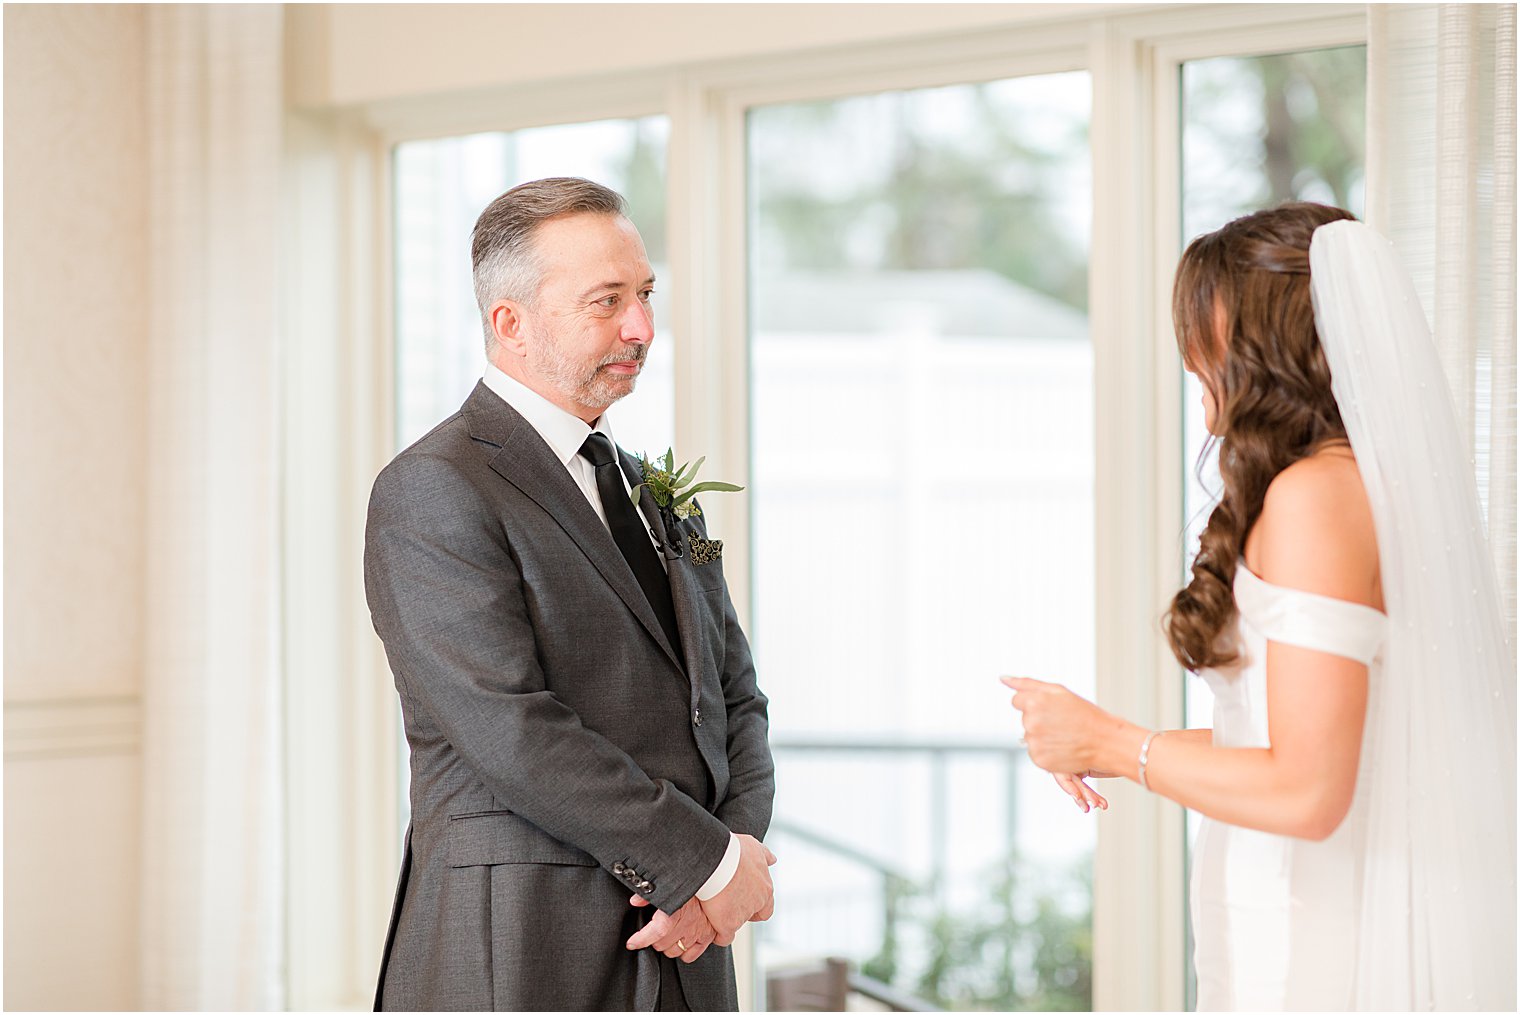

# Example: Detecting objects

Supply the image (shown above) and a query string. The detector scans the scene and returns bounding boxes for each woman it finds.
[1006,203,1515,1010]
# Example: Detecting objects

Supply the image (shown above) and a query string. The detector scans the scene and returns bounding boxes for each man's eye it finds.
[597,295,619,308]
[639,288,655,302]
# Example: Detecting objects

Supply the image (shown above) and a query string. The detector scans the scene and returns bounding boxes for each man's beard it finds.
[535,331,645,410]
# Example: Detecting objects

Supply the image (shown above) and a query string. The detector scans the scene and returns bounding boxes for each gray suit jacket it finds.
[365,382,774,1011]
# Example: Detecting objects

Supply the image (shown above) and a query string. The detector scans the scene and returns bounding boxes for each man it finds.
[365,177,776,1011]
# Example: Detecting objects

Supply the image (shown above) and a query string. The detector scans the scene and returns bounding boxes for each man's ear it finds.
[489,299,529,358]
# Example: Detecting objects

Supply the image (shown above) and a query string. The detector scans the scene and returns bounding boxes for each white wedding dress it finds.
[1177,219,1514,1011]
[1190,565,1387,1011]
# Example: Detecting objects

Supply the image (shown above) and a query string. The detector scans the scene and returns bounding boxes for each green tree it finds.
[864,852,1093,1012]
[1258,47,1366,211]
[618,118,669,264]
[751,84,1092,312]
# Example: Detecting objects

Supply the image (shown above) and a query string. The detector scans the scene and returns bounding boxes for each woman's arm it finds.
[1046,728,1213,812]
[1149,728,1212,749]
[1085,640,1368,840]
[1084,729,1212,780]
[1013,452,1380,840]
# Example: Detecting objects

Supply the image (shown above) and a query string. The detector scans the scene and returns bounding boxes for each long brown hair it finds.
[1163,202,1357,671]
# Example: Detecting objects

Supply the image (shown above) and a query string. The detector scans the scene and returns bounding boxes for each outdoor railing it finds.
[762,738,1032,1008]
[769,736,1026,906]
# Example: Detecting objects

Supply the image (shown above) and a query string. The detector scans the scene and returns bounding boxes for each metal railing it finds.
[762,738,1029,1009]
[769,737,1025,906]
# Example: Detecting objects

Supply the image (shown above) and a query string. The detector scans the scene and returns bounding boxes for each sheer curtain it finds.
[1366,2,1518,632]
[141,5,286,1008]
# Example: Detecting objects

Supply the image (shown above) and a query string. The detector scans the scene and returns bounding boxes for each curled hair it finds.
[470,177,626,351]
[1163,202,1358,671]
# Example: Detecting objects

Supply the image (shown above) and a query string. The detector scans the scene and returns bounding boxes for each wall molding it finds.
[4,696,142,760]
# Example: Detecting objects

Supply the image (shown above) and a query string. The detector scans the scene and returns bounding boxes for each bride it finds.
[1005,203,1515,1010]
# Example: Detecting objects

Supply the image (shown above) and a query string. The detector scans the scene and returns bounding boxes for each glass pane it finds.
[1178,45,1367,1009]
[750,72,1093,1011]
[392,116,672,455]
[1181,45,1368,707]
[1181,47,1366,242]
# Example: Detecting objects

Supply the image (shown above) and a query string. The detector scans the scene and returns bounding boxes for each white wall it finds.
[3,3,149,1010]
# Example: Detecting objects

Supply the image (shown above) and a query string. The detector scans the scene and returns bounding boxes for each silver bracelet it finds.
[1137,730,1164,791]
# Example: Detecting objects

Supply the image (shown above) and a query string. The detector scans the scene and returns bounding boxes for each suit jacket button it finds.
[613,862,627,875]
[693,709,703,727]
[639,881,655,894]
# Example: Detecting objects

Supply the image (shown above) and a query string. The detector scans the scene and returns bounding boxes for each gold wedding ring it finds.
[675,939,687,953]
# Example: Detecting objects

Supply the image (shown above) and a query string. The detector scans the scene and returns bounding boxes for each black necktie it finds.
[578,433,683,660]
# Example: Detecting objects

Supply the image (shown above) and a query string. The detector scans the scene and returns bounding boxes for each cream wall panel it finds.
[5,696,142,760]
[3,5,149,1011]
[4,750,142,1010]
[3,3,150,702]
[287,2,1130,107]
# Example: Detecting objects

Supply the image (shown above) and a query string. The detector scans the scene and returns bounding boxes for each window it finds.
[749,71,1094,1011]
[393,116,673,455]
[1179,45,1368,558]
[351,11,1376,1011]
[1178,44,1368,718]
[1177,43,1367,1010]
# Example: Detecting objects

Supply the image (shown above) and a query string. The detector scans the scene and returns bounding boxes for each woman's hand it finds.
[1054,771,1109,813]
[1002,675,1120,775]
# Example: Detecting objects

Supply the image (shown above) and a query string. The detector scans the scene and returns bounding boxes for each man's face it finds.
[517,213,656,421]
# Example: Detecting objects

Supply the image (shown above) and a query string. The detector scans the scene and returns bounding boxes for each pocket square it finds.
[687,532,723,565]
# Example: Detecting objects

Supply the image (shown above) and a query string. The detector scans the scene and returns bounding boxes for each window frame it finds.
[1089,8,1367,1008]
[285,5,1370,1009]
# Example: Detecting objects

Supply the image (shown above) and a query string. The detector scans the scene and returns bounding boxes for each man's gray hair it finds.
[471,177,627,350]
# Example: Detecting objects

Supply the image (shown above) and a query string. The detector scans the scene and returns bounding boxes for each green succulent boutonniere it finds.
[630,449,743,562]
[630,448,745,522]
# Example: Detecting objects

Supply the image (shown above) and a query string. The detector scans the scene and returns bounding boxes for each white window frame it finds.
[282,5,1369,1009]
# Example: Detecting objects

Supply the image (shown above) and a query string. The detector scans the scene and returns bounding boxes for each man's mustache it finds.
[596,347,647,369]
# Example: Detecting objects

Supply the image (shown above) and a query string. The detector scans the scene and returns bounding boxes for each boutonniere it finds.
[629,449,744,560]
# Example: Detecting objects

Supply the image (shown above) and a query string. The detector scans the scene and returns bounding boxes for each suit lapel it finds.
[621,451,705,690]
[462,383,683,672]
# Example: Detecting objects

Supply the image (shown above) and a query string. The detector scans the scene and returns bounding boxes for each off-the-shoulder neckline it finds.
[1235,563,1388,622]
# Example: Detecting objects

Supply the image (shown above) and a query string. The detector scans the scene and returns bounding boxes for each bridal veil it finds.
[1309,219,1517,1010]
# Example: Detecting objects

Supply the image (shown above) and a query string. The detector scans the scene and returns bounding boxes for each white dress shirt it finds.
[481,364,741,902]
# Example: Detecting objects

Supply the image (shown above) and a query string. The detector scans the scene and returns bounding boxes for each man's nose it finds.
[621,299,654,343]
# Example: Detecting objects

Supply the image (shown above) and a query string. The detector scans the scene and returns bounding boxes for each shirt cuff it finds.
[694,832,741,901]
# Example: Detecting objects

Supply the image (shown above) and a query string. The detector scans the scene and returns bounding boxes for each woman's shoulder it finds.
[1246,446,1383,611]
[1264,445,1368,511]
